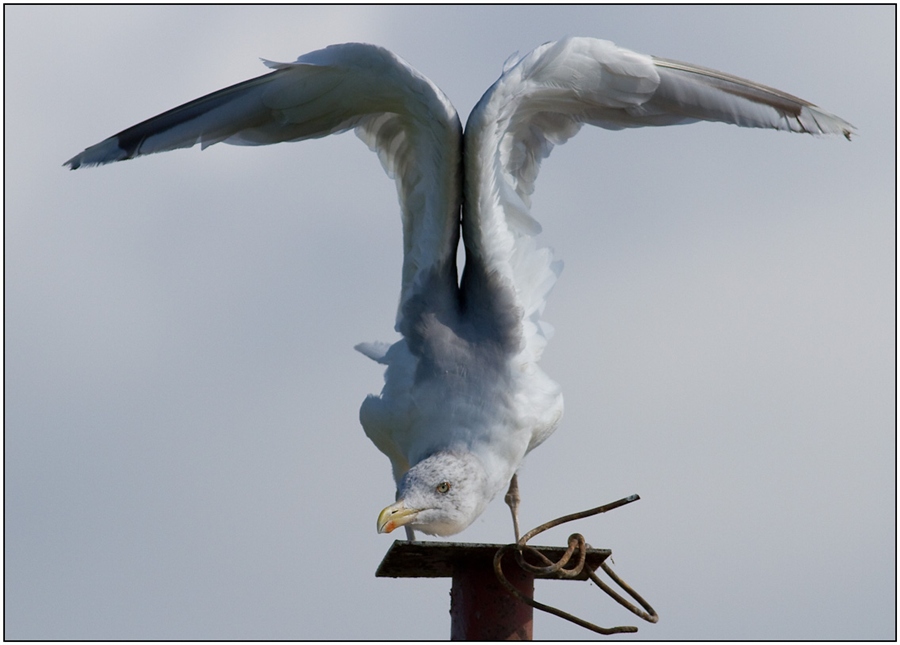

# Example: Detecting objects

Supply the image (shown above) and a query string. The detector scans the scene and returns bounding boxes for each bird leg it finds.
[504,473,521,543]
[392,487,417,541]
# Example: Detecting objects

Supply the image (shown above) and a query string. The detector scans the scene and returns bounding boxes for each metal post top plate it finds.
[375,540,612,580]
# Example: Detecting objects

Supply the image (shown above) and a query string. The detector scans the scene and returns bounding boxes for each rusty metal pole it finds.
[376,541,612,641]
[450,548,533,640]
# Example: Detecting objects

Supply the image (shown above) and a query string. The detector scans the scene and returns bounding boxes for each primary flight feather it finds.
[66,37,853,538]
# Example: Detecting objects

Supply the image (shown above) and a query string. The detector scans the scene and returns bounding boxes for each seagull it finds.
[65,37,854,541]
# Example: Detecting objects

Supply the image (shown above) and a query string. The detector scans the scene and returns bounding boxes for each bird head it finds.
[377,451,489,537]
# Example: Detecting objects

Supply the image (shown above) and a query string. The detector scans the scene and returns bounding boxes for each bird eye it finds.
[436,482,451,494]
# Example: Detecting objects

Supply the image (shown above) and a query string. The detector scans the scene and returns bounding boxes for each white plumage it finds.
[65,37,853,538]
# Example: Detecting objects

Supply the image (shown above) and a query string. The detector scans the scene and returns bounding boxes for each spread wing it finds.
[64,42,463,327]
[462,36,855,364]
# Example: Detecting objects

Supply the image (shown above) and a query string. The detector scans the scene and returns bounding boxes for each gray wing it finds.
[462,36,855,366]
[65,43,463,327]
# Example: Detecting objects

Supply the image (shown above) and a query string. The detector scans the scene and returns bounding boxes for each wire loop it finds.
[492,494,658,635]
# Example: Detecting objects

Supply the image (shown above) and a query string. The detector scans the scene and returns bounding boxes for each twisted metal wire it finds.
[492,494,658,636]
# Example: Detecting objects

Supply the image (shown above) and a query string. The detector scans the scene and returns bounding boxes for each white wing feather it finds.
[65,43,463,327]
[464,36,855,366]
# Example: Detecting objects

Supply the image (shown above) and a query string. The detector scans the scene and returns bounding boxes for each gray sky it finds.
[6,5,895,640]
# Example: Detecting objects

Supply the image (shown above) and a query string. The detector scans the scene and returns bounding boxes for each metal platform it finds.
[375,540,612,581]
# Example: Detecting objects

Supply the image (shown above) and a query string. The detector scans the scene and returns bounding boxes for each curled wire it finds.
[492,494,658,636]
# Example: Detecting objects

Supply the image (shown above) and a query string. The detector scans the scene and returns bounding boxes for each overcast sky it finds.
[6,5,895,640]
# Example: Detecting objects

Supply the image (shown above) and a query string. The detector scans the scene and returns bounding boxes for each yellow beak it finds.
[377,501,419,534]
